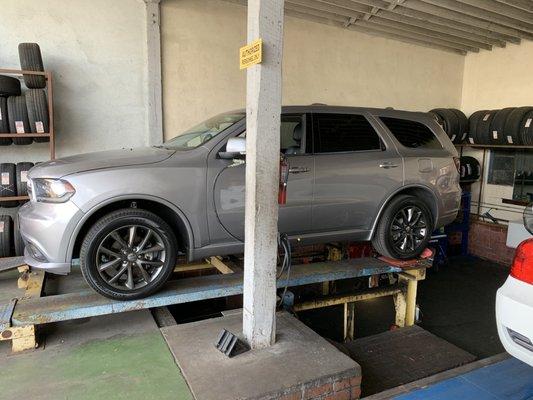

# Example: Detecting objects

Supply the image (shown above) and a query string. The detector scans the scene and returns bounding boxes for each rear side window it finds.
[381,117,442,149]
[313,113,382,153]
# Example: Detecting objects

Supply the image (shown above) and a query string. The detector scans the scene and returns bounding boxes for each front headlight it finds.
[30,178,76,203]
[524,203,533,235]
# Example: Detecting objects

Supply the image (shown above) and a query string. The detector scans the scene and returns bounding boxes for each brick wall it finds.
[258,371,362,400]
[468,219,515,265]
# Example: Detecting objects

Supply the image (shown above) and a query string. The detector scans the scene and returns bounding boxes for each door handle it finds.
[379,162,399,169]
[289,166,310,174]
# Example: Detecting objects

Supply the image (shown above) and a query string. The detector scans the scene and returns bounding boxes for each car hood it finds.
[29,147,176,179]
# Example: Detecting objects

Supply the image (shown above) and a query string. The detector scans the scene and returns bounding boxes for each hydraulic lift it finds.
[0,254,430,353]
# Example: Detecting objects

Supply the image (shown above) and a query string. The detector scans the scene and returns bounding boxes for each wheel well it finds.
[71,199,191,259]
[374,187,438,236]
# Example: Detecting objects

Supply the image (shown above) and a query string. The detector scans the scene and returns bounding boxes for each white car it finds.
[496,212,533,366]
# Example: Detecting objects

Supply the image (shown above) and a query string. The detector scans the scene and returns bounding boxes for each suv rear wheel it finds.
[372,195,433,259]
[80,208,177,300]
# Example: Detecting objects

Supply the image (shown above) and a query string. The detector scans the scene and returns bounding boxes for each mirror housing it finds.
[219,137,246,159]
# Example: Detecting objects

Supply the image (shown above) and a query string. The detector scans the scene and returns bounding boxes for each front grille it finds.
[508,328,533,352]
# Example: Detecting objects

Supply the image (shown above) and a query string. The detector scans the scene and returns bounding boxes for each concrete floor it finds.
[0,310,193,400]
[0,255,515,399]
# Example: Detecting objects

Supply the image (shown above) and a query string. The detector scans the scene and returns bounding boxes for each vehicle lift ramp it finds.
[0,256,429,352]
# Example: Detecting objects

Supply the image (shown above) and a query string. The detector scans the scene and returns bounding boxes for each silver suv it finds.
[19,106,460,299]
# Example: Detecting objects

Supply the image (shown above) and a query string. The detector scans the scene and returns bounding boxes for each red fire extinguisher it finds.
[278,155,289,205]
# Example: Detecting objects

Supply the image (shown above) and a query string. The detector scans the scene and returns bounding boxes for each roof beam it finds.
[322,0,522,43]
[369,15,490,49]
[414,0,533,36]
[285,8,466,54]
[496,0,533,13]
[287,0,481,51]
[375,9,504,47]
[455,0,533,24]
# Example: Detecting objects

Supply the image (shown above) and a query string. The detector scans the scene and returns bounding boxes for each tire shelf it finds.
[0,68,55,258]
[0,68,55,160]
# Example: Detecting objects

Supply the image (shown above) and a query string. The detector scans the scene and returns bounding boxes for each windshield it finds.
[162,112,245,150]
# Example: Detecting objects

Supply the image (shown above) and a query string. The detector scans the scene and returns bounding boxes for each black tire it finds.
[13,213,25,257]
[520,110,533,146]
[16,162,34,200]
[490,108,516,145]
[0,97,11,146]
[80,208,178,300]
[504,107,533,145]
[7,96,32,145]
[372,195,433,260]
[430,108,460,142]
[25,89,49,142]
[0,163,18,207]
[460,156,481,182]
[449,109,468,143]
[467,110,488,144]
[476,110,497,145]
[18,43,46,89]
[0,75,21,96]
[0,215,13,257]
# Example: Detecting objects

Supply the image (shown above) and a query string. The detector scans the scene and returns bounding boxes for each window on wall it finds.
[313,113,382,153]
[488,150,533,202]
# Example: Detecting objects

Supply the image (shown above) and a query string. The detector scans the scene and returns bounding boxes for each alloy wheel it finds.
[96,225,167,291]
[390,206,428,255]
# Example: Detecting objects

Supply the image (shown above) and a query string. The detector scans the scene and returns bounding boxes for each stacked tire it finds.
[459,156,481,183]
[429,108,468,144]
[0,162,34,207]
[467,107,533,145]
[0,214,25,257]
[0,43,49,146]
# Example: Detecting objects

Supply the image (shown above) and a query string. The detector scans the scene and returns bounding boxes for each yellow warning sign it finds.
[239,39,262,70]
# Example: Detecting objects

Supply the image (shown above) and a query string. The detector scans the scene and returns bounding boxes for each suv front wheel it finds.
[80,208,177,300]
[372,195,433,260]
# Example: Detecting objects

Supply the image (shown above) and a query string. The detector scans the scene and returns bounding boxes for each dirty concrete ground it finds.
[0,310,193,400]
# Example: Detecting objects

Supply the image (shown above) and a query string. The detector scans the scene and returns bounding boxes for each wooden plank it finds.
[293,286,403,312]
[209,256,234,274]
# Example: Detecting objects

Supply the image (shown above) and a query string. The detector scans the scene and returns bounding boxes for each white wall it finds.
[161,0,465,140]
[461,41,533,222]
[0,0,149,164]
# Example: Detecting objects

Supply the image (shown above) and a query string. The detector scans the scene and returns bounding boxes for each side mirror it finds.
[219,137,246,159]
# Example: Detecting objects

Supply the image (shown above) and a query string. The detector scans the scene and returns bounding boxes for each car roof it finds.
[227,105,434,124]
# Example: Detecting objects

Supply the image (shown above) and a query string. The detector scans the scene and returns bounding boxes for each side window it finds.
[313,113,382,153]
[381,117,442,149]
[239,114,309,154]
[281,115,304,154]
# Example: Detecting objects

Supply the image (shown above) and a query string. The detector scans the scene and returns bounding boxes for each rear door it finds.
[311,112,403,232]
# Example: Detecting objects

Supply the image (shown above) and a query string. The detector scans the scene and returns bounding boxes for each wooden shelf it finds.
[0,196,29,202]
[502,198,529,207]
[0,133,51,138]
[0,68,55,160]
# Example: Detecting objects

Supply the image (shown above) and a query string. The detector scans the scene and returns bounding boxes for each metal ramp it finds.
[0,256,429,352]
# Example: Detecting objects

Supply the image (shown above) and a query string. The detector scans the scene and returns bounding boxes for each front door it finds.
[311,112,403,232]
[211,114,314,241]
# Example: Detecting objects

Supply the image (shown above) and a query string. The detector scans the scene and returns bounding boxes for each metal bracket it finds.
[0,298,17,331]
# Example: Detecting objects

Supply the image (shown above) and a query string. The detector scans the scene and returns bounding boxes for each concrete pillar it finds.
[242,0,285,350]
[143,0,164,146]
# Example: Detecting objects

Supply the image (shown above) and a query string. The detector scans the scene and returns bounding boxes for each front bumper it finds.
[18,200,84,275]
[496,276,533,367]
